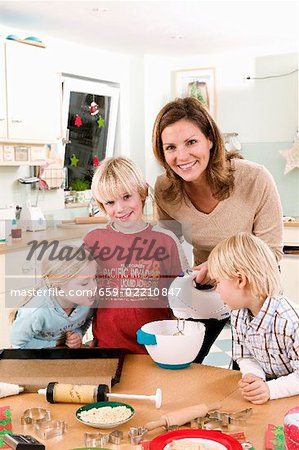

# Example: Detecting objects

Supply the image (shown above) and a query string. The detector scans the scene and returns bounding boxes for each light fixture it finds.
[171,34,184,40]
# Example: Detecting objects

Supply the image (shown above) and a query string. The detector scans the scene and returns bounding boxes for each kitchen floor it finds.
[202,323,233,369]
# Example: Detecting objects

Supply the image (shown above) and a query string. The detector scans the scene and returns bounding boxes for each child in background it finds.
[11,245,97,349]
[207,232,299,404]
[84,156,189,353]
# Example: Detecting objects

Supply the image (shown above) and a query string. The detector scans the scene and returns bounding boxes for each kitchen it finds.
[0,2,298,448]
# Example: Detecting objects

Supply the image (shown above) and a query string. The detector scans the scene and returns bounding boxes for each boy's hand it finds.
[65,331,82,348]
[239,373,270,404]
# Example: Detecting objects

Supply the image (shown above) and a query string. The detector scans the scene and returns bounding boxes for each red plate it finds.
[149,429,243,449]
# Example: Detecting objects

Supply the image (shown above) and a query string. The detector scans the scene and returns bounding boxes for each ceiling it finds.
[0,0,298,56]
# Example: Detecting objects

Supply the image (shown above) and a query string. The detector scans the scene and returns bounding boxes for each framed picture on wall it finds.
[175,67,216,117]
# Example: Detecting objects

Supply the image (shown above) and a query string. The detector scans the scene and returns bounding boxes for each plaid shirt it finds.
[231,296,299,379]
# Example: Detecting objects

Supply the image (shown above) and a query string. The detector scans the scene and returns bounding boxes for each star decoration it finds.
[70,153,79,167]
[280,137,299,174]
[93,155,100,168]
[74,114,82,127]
[97,116,105,128]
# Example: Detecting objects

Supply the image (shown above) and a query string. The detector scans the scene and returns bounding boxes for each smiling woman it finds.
[152,96,283,364]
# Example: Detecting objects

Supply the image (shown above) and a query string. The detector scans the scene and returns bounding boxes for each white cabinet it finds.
[0,44,7,140]
[280,256,299,304]
[0,249,36,296]
[1,40,62,145]
[280,226,299,305]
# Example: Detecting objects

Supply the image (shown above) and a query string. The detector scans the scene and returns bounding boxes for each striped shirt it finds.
[231,296,299,399]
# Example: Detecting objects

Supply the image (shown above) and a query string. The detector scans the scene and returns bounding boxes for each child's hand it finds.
[65,331,82,348]
[89,339,96,348]
[238,373,259,389]
[56,336,66,347]
[239,373,270,404]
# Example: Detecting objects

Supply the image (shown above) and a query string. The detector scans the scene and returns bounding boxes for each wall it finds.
[144,51,298,216]
[0,23,298,216]
[0,25,145,216]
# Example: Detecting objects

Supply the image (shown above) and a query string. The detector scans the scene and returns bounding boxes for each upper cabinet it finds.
[0,40,62,144]
[0,43,7,139]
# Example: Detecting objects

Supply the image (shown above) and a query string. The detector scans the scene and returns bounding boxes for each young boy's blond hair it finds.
[208,232,281,300]
[91,157,148,212]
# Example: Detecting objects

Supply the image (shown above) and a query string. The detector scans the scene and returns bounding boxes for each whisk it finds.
[173,318,185,336]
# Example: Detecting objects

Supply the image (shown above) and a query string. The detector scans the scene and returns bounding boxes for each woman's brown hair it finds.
[152,97,242,203]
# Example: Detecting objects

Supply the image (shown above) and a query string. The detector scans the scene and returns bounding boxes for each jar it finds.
[284,405,299,449]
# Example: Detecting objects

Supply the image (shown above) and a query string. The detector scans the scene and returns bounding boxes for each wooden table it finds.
[0,355,298,449]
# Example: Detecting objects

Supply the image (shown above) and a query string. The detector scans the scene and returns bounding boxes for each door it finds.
[62,77,119,190]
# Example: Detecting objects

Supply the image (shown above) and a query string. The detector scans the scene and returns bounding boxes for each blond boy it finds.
[208,232,299,404]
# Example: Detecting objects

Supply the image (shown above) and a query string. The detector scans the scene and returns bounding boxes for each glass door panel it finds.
[62,77,119,190]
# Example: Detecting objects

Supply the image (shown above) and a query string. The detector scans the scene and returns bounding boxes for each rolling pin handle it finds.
[97,384,109,402]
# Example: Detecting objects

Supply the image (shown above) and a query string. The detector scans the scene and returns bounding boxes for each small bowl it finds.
[76,401,135,429]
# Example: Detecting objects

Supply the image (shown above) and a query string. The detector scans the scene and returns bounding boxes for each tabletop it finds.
[0,355,298,449]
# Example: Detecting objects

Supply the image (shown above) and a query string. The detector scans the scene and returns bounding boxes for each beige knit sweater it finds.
[154,158,283,264]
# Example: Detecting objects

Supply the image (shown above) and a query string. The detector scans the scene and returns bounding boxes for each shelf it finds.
[6,38,46,48]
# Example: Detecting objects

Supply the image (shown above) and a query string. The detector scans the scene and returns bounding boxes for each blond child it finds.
[84,156,188,353]
[11,245,97,349]
[208,232,299,404]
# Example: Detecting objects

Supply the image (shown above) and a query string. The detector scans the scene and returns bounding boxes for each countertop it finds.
[283,218,299,228]
[0,217,298,255]
[0,223,104,255]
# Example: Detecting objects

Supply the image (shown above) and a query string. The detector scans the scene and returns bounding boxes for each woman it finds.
[152,96,283,363]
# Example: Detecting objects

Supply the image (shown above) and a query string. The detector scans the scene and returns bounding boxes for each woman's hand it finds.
[239,373,270,404]
[65,331,82,348]
[192,261,214,285]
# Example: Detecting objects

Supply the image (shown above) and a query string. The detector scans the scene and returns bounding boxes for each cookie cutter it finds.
[166,425,180,431]
[209,407,253,426]
[84,432,109,447]
[191,407,252,431]
[128,427,147,445]
[109,430,123,445]
[21,408,51,425]
[34,419,68,439]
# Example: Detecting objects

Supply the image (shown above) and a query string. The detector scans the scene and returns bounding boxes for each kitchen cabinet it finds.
[280,225,299,305]
[0,44,7,140]
[0,249,36,349]
[0,248,36,295]
[0,40,62,147]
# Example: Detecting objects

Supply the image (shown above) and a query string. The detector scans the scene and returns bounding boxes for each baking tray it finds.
[0,348,126,392]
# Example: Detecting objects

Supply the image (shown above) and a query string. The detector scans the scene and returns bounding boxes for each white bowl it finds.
[137,320,205,369]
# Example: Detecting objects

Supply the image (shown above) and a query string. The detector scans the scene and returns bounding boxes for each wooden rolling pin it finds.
[144,401,221,431]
